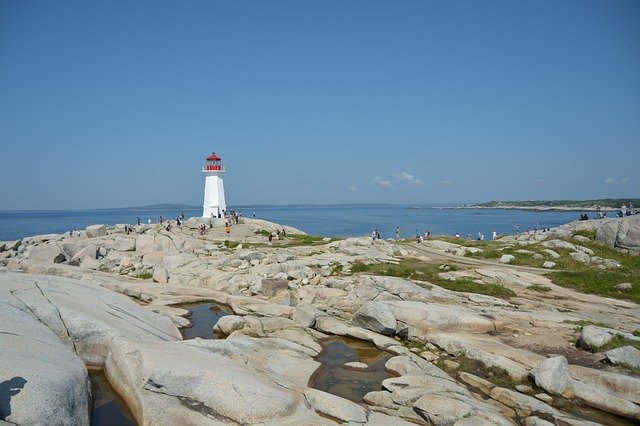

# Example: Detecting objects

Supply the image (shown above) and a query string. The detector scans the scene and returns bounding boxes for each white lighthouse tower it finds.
[202,152,227,218]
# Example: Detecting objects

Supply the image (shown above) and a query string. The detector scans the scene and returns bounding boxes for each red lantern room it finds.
[205,152,222,171]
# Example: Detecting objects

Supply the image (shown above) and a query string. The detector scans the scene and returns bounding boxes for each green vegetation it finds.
[562,319,614,331]
[527,284,552,292]
[135,272,153,279]
[547,237,640,303]
[572,229,597,240]
[350,262,371,273]
[435,231,640,303]
[223,240,240,249]
[596,335,640,352]
[331,263,344,275]
[349,259,516,298]
[437,356,518,388]
[281,234,330,247]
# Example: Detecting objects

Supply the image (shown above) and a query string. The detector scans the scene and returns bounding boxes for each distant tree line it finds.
[473,199,639,209]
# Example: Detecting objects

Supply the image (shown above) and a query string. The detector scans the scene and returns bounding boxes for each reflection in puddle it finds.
[310,336,393,403]
[179,302,231,340]
[89,370,134,426]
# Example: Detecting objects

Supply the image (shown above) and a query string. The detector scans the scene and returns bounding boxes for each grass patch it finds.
[438,356,518,388]
[331,263,344,275]
[549,267,640,304]
[223,240,240,249]
[562,319,613,330]
[350,259,515,298]
[599,335,640,351]
[350,262,371,273]
[572,229,596,240]
[464,248,503,259]
[280,234,331,247]
[437,279,515,298]
[527,284,552,292]
[486,235,640,303]
[135,272,153,279]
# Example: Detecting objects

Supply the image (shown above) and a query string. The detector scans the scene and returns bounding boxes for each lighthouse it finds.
[202,152,227,218]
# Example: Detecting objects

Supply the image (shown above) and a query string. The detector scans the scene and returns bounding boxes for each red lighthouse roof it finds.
[206,153,221,161]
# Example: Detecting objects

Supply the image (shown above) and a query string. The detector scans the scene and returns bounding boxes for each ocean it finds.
[0,204,583,241]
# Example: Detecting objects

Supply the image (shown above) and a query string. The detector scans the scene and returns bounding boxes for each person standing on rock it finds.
[492,230,497,240]
[396,227,400,241]
[137,217,141,226]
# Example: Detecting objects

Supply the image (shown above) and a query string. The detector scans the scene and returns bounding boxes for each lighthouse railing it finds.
[204,165,225,172]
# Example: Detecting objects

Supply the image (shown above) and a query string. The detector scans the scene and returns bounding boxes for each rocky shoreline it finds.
[1,215,639,425]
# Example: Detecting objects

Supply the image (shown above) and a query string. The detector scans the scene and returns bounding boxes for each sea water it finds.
[0,204,582,241]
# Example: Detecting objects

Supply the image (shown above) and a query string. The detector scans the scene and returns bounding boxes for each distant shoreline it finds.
[458,205,617,212]
[460,198,639,212]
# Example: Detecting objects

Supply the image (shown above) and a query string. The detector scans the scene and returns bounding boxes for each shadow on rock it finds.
[0,376,27,419]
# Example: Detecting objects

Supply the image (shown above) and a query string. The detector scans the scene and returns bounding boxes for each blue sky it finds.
[1,1,638,210]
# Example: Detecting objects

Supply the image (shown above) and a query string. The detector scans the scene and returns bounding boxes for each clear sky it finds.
[1,1,638,210]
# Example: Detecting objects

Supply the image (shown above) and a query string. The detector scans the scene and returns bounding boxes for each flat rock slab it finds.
[0,271,181,366]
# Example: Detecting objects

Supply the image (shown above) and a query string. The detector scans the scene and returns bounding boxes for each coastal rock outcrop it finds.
[596,214,640,254]
[3,215,640,425]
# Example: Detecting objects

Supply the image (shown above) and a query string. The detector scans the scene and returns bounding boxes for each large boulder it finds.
[85,224,107,238]
[596,215,640,254]
[530,356,572,395]
[531,355,640,421]
[353,301,397,336]
[26,242,67,263]
[605,346,640,370]
[0,297,91,425]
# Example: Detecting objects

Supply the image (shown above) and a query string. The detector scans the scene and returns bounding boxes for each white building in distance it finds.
[202,152,226,218]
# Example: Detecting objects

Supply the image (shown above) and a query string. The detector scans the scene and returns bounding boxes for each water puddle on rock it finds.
[556,400,635,426]
[179,302,231,339]
[89,370,134,426]
[310,336,394,403]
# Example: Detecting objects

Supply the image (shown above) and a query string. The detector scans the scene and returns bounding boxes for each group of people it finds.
[267,228,286,242]
[451,230,498,240]
[223,210,241,226]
